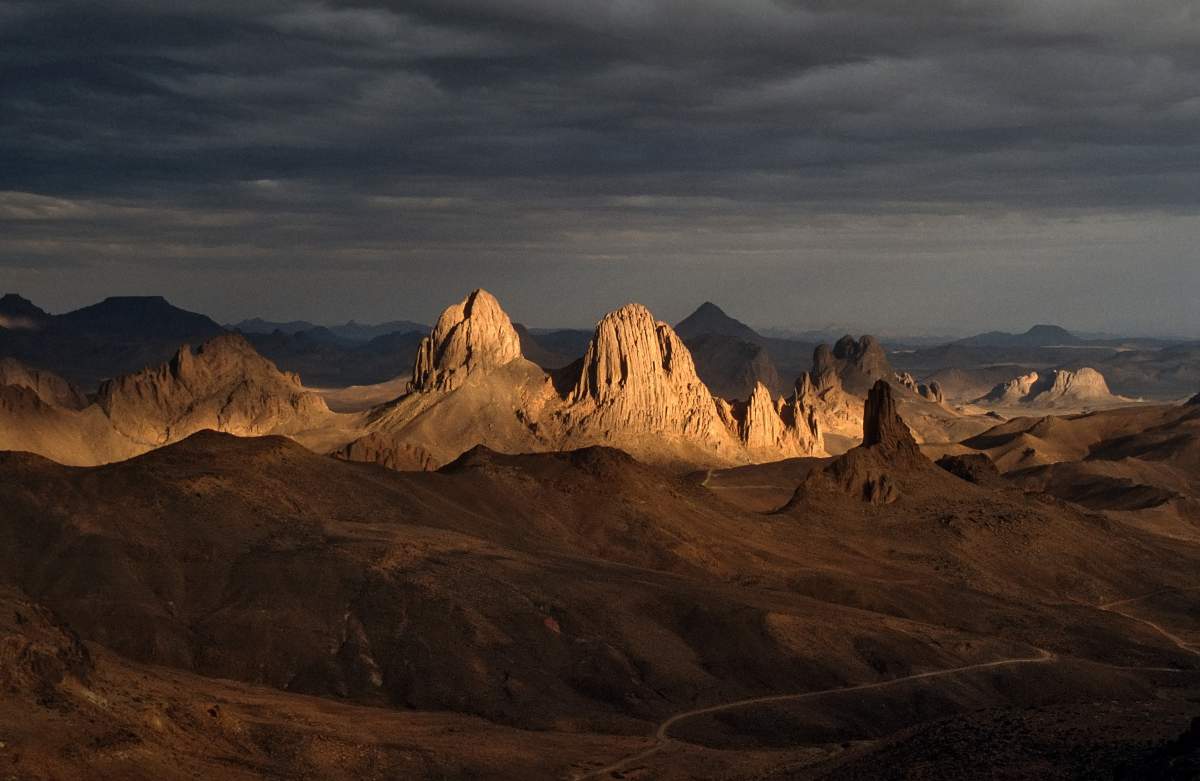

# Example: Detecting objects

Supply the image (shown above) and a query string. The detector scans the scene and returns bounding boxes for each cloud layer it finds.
[2,1,1198,333]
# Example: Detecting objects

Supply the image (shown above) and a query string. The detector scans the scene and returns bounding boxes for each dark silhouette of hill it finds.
[0,294,225,390]
[956,324,1082,348]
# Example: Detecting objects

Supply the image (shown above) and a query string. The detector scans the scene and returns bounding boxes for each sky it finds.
[2,0,1199,336]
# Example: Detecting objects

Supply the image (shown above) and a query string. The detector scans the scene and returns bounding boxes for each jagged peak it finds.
[409,288,522,393]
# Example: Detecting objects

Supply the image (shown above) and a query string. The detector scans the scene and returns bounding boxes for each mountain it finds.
[230,317,320,335]
[348,290,830,469]
[58,296,224,340]
[0,293,49,329]
[674,302,790,399]
[0,333,348,465]
[675,301,762,342]
[513,323,584,370]
[829,334,894,393]
[95,333,335,448]
[684,333,782,399]
[330,319,428,341]
[956,324,1082,348]
[243,327,425,387]
[232,318,428,342]
[0,294,227,390]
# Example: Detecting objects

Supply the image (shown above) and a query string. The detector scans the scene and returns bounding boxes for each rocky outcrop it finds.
[936,453,1002,485]
[981,371,1040,404]
[978,367,1117,407]
[811,344,840,392]
[1039,367,1112,401]
[1189,391,1200,406]
[726,381,823,457]
[787,380,924,507]
[409,289,522,393]
[833,335,893,389]
[97,332,331,446]
[863,380,919,455]
[0,358,87,409]
[332,432,437,472]
[895,371,945,404]
[566,304,726,442]
[796,349,864,443]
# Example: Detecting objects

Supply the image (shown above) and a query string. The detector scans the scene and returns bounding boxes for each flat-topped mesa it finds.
[568,303,724,439]
[862,379,918,455]
[409,289,522,393]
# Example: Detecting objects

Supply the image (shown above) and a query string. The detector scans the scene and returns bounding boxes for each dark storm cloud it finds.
[1,1,1199,332]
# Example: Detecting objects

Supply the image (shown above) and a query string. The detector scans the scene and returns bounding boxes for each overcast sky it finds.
[2,0,1199,335]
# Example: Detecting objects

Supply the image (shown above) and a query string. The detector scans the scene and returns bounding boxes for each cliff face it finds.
[409,289,522,393]
[96,333,331,446]
[566,304,727,441]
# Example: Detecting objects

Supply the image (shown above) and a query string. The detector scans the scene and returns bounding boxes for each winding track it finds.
[1097,586,1200,657]
[574,648,1055,781]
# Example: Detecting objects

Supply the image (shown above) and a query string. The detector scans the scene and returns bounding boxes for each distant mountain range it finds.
[954,324,1082,348]
[231,317,428,343]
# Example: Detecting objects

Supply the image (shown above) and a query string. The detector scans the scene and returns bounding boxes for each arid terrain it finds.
[2,291,1198,779]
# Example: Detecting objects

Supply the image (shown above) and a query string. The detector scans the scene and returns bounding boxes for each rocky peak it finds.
[409,289,522,393]
[675,301,760,341]
[862,380,918,454]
